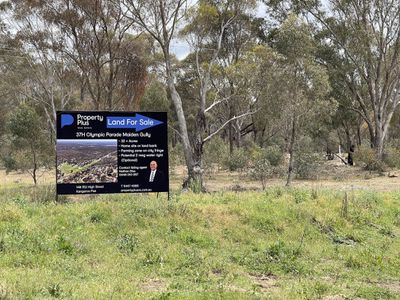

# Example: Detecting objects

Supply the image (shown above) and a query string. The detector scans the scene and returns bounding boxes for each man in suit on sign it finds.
[147,160,165,186]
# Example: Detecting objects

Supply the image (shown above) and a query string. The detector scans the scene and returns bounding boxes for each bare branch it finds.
[203,110,258,143]
[205,95,232,113]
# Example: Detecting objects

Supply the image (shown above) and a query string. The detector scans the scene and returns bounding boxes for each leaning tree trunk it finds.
[165,58,197,189]
[286,116,296,187]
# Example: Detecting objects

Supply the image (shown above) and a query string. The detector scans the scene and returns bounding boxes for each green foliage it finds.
[2,104,53,183]
[203,136,229,172]
[263,145,284,167]
[117,234,139,254]
[0,187,398,298]
[354,144,387,172]
[56,236,74,255]
[141,80,170,112]
[248,156,271,190]
[45,283,63,298]
[294,137,322,179]
[0,154,16,173]
[88,207,112,223]
[383,144,400,169]
[247,145,283,190]
[223,148,249,172]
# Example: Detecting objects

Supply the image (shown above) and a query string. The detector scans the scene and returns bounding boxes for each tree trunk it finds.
[228,108,234,154]
[374,125,385,160]
[356,122,362,146]
[164,56,203,190]
[286,116,296,187]
[182,109,206,192]
[184,139,204,192]
[343,121,352,151]
[33,166,37,186]
[32,145,38,185]
[235,122,241,148]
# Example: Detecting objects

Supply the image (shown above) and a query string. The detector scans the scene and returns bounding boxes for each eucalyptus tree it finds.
[124,0,257,190]
[10,0,147,111]
[186,2,261,152]
[6,104,53,185]
[267,0,400,160]
[272,14,331,186]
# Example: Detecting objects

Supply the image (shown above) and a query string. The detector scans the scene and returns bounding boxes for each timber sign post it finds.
[56,111,168,195]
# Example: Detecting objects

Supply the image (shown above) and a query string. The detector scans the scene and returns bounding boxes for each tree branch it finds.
[203,110,258,143]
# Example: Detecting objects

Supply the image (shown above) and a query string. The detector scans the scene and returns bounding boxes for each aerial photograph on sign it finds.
[57,139,118,184]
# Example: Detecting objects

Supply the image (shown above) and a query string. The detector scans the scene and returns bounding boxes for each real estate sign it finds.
[56,111,168,195]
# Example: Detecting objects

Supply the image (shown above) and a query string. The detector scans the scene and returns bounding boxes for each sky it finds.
[171,2,268,60]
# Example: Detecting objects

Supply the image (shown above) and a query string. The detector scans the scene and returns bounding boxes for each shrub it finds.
[295,152,321,179]
[223,148,249,172]
[383,145,400,169]
[354,144,387,172]
[248,155,271,190]
[293,136,322,179]
[117,233,139,254]
[203,136,229,173]
[246,145,285,188]
[264,145,284,167]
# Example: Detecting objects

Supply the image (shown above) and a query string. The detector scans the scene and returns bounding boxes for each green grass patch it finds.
[0,186,398,298]
[58,163,83,175]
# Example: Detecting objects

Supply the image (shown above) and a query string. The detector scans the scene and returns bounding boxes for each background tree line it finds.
[1,0,400,190]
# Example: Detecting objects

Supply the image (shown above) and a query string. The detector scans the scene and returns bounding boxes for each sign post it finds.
[56,111,169,196]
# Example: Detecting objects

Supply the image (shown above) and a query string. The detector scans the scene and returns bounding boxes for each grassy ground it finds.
[0,184,399,299]
[4,163,400,192]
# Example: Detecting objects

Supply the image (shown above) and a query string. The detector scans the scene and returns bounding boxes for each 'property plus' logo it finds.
[61,114,74,128]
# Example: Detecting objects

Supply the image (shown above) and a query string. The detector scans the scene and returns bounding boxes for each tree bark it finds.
[286,116,296,187]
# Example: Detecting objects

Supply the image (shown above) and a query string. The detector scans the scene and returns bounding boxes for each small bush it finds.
[45,283,63,298]
[56,236,74,255]
[354,144,387,172]
[383,146,400,169]
[294,137,322,179]
[295,152,321,179]
[264,145,284,167]
[248,153,271,190]
[30,185,56,203]
[224,148,249,172]
[290,189,310,203]
[117,233,139,254]
[143,246,164,266]
[88,208,112,223]
[203,136,229,172]
[247,145,285,189]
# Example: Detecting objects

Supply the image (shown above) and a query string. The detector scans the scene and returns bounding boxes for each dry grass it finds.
[173,164,400,192]
[0,169,54,188]
[2,158,400,193]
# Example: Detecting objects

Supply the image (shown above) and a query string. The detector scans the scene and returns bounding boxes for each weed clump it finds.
[117,233,139,254]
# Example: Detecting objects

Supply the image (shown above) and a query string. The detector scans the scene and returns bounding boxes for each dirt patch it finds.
[226,285,247,293]
[368,280,400,292]
[323,296,347,300]
[140,279,167,292]
[249,273,278,290]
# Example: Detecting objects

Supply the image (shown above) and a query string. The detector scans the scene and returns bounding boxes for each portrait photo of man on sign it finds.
[146,160,165,187]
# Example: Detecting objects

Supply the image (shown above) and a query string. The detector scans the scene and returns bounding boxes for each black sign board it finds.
[56,111,168,195]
